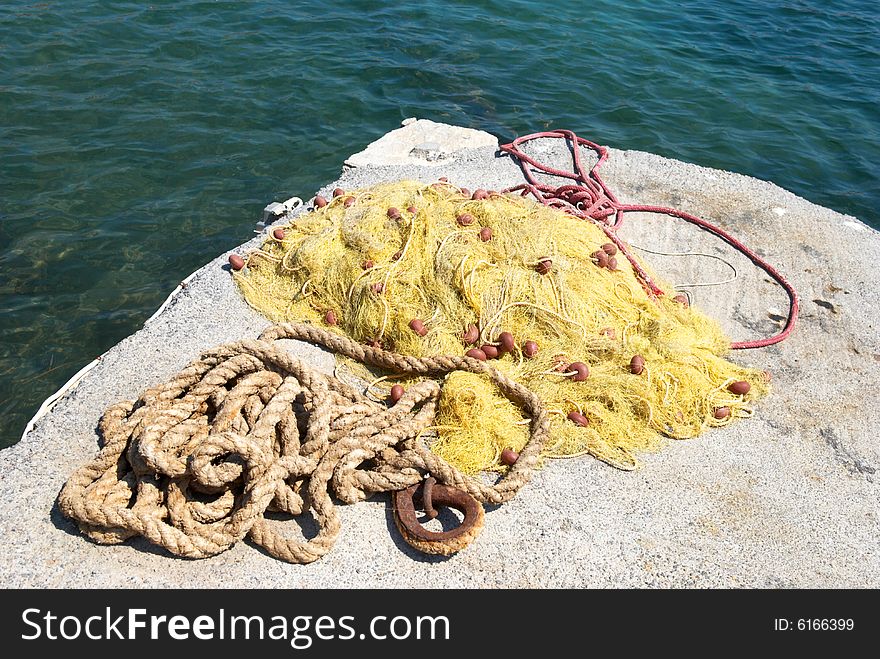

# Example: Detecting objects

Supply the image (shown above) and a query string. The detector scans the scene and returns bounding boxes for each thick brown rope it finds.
[58,323,551,563]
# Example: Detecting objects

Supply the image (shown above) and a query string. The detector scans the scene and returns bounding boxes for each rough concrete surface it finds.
[2,122,878,588]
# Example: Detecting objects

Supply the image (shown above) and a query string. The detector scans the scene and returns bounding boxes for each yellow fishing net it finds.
[233,180,767,472]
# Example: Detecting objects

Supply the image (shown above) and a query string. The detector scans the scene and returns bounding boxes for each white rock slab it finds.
[344,118,498,168]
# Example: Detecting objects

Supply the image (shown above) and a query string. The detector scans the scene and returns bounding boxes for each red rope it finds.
[499,129,799,350]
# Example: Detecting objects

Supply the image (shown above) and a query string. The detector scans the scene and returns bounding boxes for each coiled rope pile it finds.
[59,323,549,561]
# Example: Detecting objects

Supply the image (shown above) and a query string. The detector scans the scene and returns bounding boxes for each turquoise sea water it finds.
[1,0,878,447]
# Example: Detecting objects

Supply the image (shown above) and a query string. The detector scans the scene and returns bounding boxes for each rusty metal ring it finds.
[392,479,485,556]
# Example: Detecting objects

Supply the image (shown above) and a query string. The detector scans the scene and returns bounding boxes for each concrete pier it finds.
[2,121,877,588]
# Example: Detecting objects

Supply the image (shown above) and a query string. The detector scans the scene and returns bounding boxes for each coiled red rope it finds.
[499,129,799,349]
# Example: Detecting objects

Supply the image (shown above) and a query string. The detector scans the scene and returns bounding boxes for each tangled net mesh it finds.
[234,180,767,472]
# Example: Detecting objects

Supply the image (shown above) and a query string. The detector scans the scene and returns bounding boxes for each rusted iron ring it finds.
[392,477,485,556]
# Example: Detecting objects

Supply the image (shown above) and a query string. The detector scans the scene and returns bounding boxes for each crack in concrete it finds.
[820,427,876,476]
